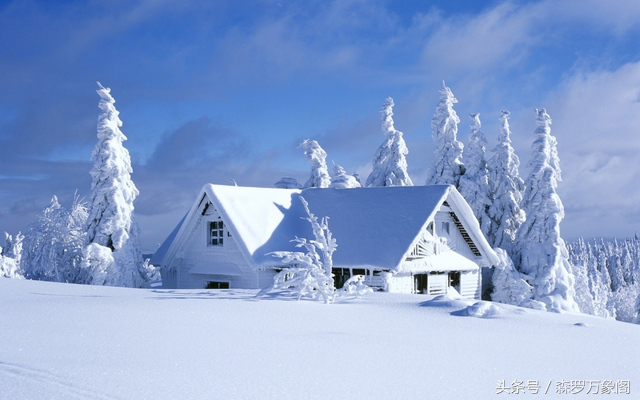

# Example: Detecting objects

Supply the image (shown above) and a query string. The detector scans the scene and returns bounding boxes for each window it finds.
[205,281,229,289]
[208,220,225,246]
[440,221,450,236]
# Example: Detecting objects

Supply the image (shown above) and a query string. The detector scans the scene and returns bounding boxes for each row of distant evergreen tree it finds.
[0,83,154,287]
[568,237,640,323]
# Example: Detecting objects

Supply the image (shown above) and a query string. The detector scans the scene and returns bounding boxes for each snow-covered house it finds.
[152,184,499,299]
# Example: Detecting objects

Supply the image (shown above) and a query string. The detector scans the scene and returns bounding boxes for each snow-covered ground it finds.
[1,279,638,399]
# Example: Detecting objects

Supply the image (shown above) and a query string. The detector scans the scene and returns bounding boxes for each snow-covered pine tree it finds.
[22,195,88,283]
[595,239,617,318]
[487,111,526,256]
[426,82,464,187]
[0,231,23,278]
[2,231,23,266]
[82,82,150,288]
[365,97,413,187]
[458,113,491,237]
[588,241,612,318]
[635,294,640,324]
[513,108,578,313]
[268,196,337,304]
[606,239,639,322]
[299,139,331,188]
[567,237,596,316]
[330,163,361,188]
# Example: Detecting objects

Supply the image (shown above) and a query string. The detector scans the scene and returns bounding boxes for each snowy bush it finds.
[0,236,22,279]
[2,231,23,265]
[299,139,331,188]
[274,177,302,189]
[81,243,115,285]
[365,97,413,187]
[337,275,373,298]
[21,196,87,283]
[268,196,337,303]
[464,301,502,318]
[491,248,533,307]
[330,163,361,189]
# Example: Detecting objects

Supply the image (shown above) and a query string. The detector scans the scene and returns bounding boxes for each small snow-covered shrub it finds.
[491,248,532,307]
[338,275,373,298]
[330,164,361,189]
[274,177,302,189]
[465,301,502,318]
[0,247,22,279]
[268,196,337,304]
[22,196,87,283]
[272,265,335,303]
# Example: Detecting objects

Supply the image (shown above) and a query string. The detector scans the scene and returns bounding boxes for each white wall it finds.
[459,270,480,299]
[387,273,414,293]
[168,206,275,289]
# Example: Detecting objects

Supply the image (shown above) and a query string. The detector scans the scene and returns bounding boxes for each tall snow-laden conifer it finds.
[365,97,413,187]
[426,83,464,187]
[458,113,491,236]
[83,82,149,288]
[487,111,526,256]
[514,108,578,313]
[299,139,331,188]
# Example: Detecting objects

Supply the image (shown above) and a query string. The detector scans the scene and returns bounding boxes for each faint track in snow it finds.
[0,361,122,400]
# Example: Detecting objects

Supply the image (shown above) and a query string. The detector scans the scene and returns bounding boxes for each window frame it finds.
[208,219,225,246]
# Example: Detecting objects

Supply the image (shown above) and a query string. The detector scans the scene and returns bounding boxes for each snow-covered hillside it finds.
[1,279,638,399]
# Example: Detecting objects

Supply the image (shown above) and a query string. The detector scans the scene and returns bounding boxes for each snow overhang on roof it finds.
[400,250,479,273]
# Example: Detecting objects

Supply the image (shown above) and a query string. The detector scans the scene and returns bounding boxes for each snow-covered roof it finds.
[149,213,186,266]
[156,184,499,271]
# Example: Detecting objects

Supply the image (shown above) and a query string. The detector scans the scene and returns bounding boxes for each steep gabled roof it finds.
[156,184,498,271]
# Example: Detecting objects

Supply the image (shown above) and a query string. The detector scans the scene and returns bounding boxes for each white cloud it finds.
[420,2,536,75]
[545,62,640,238]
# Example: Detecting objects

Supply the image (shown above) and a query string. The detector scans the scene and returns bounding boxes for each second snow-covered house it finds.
[152,184,499,299]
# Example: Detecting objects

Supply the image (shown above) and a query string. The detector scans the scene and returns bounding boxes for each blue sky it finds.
[2,0,640,252]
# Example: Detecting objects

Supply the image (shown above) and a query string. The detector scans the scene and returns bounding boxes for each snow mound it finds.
[463,301,503,318]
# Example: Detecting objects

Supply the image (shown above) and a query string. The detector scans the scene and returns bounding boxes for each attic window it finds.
[208,220,225,246]
[440,222,450,236]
